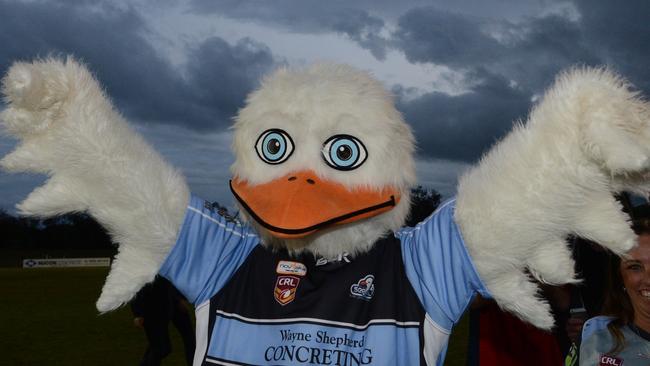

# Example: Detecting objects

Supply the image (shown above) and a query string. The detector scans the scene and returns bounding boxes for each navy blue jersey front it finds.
[160,196,490,365]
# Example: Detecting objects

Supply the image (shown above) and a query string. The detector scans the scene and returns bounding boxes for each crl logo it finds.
[274,275,300,305]
[599,355,623,366]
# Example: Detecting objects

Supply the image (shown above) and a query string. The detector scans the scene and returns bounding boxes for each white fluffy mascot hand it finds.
[0,58,189,311]
[455,68,650,328]
[2,57,650,364]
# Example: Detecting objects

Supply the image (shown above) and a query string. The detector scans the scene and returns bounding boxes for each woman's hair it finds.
[600,204,650,354]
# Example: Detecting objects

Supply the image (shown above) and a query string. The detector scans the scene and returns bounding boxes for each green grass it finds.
[0,268,188,366]
[0,267,469,366]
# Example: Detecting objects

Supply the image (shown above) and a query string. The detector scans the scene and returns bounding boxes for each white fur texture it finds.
[231,64,416,258]
[0,58,189,312]
[455,67,650,329]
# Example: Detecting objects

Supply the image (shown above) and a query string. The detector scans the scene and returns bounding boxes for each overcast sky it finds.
[1,0,649,214]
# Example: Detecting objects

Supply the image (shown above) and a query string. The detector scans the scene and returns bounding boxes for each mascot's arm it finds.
[0,58,189,312]
[454,67,650,329]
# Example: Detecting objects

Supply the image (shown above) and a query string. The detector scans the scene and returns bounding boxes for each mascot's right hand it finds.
[1,58,95,214]
[1,58,189,311]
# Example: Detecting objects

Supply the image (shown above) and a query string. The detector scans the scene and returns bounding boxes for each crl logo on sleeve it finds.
[599,355,623,366]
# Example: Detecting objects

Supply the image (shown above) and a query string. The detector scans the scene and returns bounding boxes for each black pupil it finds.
[337,145,352,161]
[267,139,281,155]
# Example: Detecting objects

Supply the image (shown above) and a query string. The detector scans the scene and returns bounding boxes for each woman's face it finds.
[621,234,650,323]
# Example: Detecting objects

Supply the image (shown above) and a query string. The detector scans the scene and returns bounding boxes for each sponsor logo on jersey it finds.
[276,261,307,276]
[315,252,351,267]
[204,200,241,223]
[350,275,375,301]
[599,355,623,366]
[274,275,300,305]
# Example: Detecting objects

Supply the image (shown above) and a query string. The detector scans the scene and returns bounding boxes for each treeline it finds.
[0,211,113,249]
[0,186,441,250]
[405,186,441,226]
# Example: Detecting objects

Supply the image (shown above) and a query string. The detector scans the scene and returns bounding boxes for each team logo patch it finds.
[599,355,623,366]
[274,275,300,305]
[350,274,375,301]
[276,261,307,276]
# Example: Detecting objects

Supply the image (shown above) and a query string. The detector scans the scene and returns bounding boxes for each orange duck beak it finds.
[230,170,400,239]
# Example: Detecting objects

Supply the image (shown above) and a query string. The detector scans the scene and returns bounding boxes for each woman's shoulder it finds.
[583,316,615,332]
[580,317,650,365]
[582,316,615,343]
[579,316,617,365]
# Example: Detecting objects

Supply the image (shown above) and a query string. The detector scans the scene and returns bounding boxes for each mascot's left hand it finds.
[455,68,650,328]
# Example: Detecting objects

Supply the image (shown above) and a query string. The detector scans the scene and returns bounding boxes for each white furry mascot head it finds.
[230,64,416,258]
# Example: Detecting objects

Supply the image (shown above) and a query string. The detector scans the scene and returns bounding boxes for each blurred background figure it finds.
[579,204,650,364]
[563,237,610,366]
[131,276,195,366]
[466,286,568,366]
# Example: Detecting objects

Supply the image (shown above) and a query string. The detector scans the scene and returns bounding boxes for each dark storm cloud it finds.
[189,0,389,59]
[393,6,600,91]
[390,7,548,162]
[574,0,650,92]
[0,1,185,123]
[492,14,599,91]
[185,37,276,119]
[325,8,387,60]
[393,8,505,67]
[395,69,531,162]
[390,2,650,162]
[0,0,277,130]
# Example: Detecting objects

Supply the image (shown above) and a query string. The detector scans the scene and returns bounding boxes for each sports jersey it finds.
[159,195,490,365]
[580,316,650,365]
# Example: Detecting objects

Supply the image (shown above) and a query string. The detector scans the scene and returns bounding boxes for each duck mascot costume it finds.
[2,58,650,365]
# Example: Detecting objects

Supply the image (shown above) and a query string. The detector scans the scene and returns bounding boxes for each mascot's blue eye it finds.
[322,135,367,170]
[255,129,294,164]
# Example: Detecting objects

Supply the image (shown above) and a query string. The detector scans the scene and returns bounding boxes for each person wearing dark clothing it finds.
[466,287,568,366]
[563,238,610,360]
[131,276,195,366]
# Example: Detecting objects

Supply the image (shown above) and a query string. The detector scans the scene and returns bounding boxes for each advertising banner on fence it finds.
[22,257,111,268]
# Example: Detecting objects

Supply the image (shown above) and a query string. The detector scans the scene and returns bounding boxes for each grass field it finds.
[0,267,188,366]
[0,267,469,366]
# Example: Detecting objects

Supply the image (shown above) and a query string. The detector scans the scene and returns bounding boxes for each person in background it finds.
[131,276,195,366]
[563,238,610,365]
[466,285,568,366]
[579,204,650,365]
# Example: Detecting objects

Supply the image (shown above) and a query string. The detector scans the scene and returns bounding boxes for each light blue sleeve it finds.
[579,316,614,365]
[159,195,260,305]
[396,198,491,334]
[581,316,613,342]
